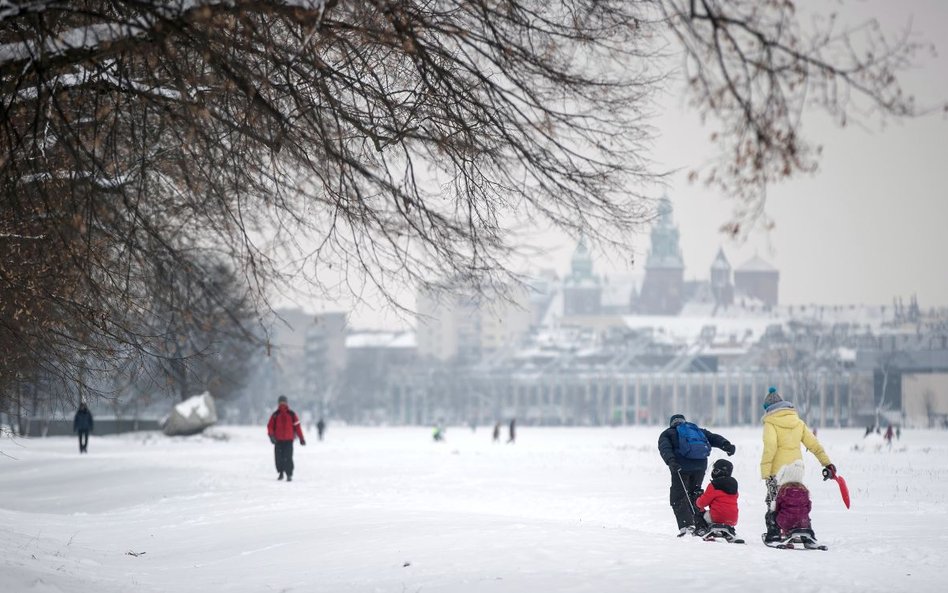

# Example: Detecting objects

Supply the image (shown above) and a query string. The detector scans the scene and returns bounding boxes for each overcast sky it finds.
[651,0,948,311]
[288,0,948,329]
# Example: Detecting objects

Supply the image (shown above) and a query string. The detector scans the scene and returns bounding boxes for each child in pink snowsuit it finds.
[772,460,812,534]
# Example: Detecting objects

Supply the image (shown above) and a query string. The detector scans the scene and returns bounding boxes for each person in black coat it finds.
[658,413,735,536]
[316,418,326,441]
[73,402,94,454]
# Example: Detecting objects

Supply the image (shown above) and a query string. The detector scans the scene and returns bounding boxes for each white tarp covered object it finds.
[162,391,217,436]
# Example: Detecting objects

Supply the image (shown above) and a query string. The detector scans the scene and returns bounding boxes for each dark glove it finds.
[299,439,306,446]
[269,435,276,445]
[692,487,704,499]
[668,461,680,473]
[723,443,736,456]
[765,475,777,498]
[822,464,837,481]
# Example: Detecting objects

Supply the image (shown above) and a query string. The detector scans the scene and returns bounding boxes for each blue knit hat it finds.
[762,387,782,410]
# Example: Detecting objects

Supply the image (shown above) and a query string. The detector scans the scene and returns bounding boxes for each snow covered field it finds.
[2,425,946,593]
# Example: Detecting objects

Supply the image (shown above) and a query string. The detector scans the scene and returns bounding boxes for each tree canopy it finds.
[0,0,930,406]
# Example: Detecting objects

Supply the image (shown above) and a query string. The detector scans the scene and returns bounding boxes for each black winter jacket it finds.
[658,425,732,472]
[74,409,94,432]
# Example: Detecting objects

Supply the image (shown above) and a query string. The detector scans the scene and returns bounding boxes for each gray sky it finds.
[649,0,948,310]
[289,0,948,328]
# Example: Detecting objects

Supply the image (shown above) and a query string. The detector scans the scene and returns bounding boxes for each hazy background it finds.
[286,0,948,328]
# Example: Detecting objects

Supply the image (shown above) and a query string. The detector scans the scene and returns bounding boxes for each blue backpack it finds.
[676,422,711,459]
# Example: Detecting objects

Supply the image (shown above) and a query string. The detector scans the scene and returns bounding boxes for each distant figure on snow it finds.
[73,402,94,454]
[884,425,894,447]
[317,417,326,441]
[433,425,445,442]
[492,422,501,442]
[507,418,516,444]
[658,413,735,536]
[267,395,306,481]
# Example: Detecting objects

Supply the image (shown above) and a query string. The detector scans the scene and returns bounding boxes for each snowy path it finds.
[1,426,946,592]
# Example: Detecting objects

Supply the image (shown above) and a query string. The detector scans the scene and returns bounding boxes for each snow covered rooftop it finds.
[346,331,416,349]
[622,314,775,345]
[621,303,896,346]
[736,255,778,273]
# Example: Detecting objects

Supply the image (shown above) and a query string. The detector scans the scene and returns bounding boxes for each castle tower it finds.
[734,255,779,308]
[563,236,602,316]
[710,247,733,308]
[639,198,684,315]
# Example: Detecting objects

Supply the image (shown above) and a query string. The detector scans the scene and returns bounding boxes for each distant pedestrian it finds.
[433,424,445,442]
[884,425,894,447]
[73,402,93,454]
[492,422,501,442]
[896,425,901,440]
[316,418,326,441]
[267,395,306,481]
[507,418,516,444]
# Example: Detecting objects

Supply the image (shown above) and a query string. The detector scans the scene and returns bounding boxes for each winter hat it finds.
[762,387,782,410]
[669,414,686,428]
[711,459,733,479]
[277,395,288,405]
[776,459,805,485]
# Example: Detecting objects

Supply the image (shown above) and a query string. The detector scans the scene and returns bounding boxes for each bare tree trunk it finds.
[15,384,23,437]
[877,368,889,430]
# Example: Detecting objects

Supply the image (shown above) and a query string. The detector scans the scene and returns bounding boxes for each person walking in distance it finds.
[658,414,736,537]
[73,402,94,454]
[316,417,326,441]
[267,395,306,481]
[507,418,517,444]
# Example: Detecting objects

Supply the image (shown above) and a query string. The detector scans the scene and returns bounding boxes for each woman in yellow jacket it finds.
[760,387,838,542]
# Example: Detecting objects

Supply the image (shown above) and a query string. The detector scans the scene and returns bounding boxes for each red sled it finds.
[833,474,851,509]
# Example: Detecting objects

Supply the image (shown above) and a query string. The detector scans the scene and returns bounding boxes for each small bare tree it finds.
[922,388,937,429]
[875,349,903,429]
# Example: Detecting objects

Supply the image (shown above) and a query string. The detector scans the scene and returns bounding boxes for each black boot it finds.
[694,514,709,536]
[278,472,284,480]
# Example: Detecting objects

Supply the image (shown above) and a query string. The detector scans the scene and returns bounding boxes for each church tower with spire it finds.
[638,198,685,315]
[710,247,734,308]
[563,236,602,316]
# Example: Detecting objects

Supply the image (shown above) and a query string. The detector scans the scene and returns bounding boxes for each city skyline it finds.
[280,0,948,329]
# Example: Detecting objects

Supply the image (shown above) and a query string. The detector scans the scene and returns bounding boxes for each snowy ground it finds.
[1,425,946,593]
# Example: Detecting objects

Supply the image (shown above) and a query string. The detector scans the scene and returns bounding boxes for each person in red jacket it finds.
[695,459,739,527]
[267,395,306,481]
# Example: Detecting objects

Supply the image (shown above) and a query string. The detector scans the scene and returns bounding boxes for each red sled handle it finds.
[833,474,851,509]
